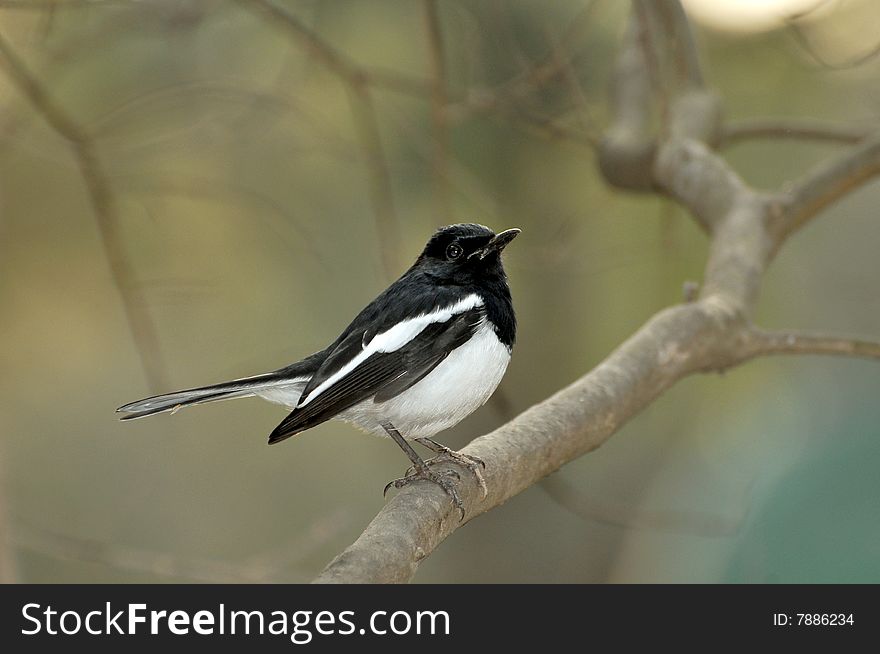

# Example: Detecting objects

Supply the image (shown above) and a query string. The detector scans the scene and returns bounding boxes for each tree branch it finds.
[0,30,169,391]
[315,302,746,583]
[236,0,429,97]
[540,474,749,537]
[720,118,870,148]
[442,0,599,123]
[743,329,880,361]
[597,14,655,191]
[314,0,880,583]
[649,0,704,91]
[345,84,403,280]
[238,0,403,278]
[774,132,880,241]
[11,508,351,583]
[423,0,452,224]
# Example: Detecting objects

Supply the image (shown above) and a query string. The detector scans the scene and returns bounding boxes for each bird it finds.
[117,223,519,516]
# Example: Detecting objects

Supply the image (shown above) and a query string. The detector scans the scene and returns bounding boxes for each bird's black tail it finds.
[116,373,294,420]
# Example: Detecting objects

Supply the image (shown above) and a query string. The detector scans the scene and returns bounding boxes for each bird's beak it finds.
[470,228,521,260]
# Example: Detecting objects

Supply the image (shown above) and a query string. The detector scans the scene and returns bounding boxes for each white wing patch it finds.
[296,293,484,408]
[339,318,511,439]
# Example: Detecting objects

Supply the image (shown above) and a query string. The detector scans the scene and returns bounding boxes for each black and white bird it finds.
[117,223,519,515]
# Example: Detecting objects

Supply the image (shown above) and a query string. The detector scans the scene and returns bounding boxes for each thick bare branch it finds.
[597,15,656,191]
[315,0,880,584]
[316,301,746,583]
[653,138,755,233]
[0,31,169,391]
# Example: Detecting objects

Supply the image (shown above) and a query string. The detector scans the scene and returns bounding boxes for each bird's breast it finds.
[341,319,511,439]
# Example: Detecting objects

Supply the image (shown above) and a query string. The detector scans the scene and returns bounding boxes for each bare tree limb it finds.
[720,118,870,148]
[540,474,750,537]
[774,133,880,241]
[314,0,880,584]
[442,0,600,123]
[785,11,880,71]
[345,84,403,279]
[10,508,351,583]
[648,0,704,91]
[236,0,429,97]
[313,302,751,583]
[238,0,403,278]
[743,329,880,361]
[423,0,452,224]
[0,30,169,391]
[547,26,600,144]
[653,138,755,234]
[597,14,656,190]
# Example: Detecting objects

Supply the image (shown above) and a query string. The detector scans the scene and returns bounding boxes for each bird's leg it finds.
[415,437,487,499]
[381,421,465,520]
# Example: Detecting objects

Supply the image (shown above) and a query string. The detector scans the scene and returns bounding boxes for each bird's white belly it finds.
[341,320,511,439]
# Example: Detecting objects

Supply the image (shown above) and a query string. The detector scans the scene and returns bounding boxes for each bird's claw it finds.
[425,450,488,499]
[383,467,466,521]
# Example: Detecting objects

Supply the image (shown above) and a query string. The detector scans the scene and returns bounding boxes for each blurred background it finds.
[1,0,879,583]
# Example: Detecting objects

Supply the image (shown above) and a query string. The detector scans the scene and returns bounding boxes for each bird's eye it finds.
[446,243,463,260]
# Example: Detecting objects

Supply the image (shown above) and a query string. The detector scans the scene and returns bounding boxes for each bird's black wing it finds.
[267,306,484,444]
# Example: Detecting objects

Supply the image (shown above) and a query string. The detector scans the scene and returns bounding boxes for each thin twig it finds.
[545,24,600,144]
[744,329,880,361]
[786,16,880,70]
[541,475,750,537]
[11,508,351,583]
[237,0,428,97]
[424,0,452,224]
[0,30,169,391]
[776,133,880,241]
[720,119,870,148]
[443,0,600,123]
[239,0,402,279]
[346,84,402,279]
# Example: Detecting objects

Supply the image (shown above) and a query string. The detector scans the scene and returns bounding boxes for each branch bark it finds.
[743,330,880,361]
[774,133,880,242]
[720,119,870,147]
[314,0,880,583]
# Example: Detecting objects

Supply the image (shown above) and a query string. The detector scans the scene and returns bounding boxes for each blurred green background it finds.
[0,0,878,583]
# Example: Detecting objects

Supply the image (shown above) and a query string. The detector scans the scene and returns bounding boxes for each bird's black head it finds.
[413,223,520,285]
